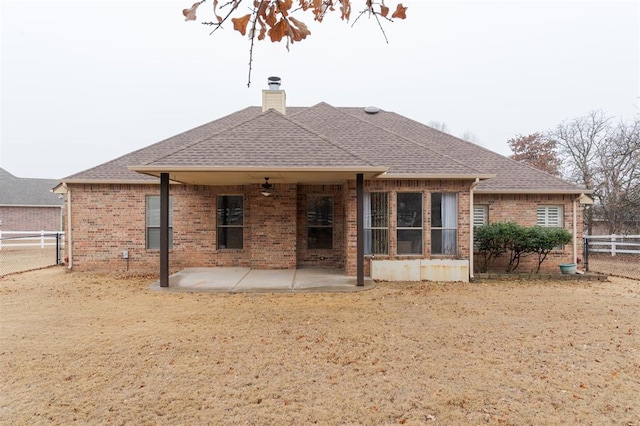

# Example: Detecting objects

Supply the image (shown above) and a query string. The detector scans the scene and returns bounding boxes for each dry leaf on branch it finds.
[391,3,407,19]
[232,13,252,36]
[182,2,200,21]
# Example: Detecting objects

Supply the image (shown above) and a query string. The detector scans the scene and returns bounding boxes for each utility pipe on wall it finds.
[65,183,73,270]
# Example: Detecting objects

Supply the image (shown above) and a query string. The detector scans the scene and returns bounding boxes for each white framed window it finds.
[364,192,389,255]
[146,195,173,250]
[473,205,488,227]
[217,195,244,249]
[397,192,423,255]
[473,205,488,251]
[537,205,563,228]
[431,193,458,255]
[308,196,333,249]
[537,205,564,249]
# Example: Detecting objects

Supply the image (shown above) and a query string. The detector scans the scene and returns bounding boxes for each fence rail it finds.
[584,234,640,256]
[0,231,65,277]
[0,230,65,249]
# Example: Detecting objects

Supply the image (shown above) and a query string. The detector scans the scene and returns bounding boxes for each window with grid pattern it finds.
[217,195,243,249]
[146,195,173,250]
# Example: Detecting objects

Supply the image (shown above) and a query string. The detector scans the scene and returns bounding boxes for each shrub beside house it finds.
[54,79,592,282]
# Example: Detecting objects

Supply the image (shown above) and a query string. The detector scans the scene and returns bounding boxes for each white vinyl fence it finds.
[0,230,65,249]
[0,231,65,276]
[584,234,640,256]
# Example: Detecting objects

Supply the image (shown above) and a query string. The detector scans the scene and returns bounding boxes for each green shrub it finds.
[474,223,572,273]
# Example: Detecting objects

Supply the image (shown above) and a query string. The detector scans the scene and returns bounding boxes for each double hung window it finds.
[431,193,458,255]
[364,192,389,255]
[217,195,244,249]
[146,195,173,250]
[397,192,423,255]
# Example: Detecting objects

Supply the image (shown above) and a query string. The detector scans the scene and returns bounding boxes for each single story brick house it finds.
[0,168,64,232]
[55,79,591,285]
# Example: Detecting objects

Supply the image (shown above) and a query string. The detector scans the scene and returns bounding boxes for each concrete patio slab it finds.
[150,267,375,293]
[232,269,296,292]
[166,267,250,291]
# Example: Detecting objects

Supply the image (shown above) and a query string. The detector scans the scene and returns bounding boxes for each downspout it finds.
[573,196,578,264]
[65,183,73,270]
[469,178,480,281]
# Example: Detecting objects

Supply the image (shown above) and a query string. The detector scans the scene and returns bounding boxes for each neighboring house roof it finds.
[0,168,63,206]
[61,102,588,194]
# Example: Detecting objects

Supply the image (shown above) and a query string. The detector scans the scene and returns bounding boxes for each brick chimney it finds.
[262,76,286,115]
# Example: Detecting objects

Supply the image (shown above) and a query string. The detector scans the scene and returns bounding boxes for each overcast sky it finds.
[1,0,638,179]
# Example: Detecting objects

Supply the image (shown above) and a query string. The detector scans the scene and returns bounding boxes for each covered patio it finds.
[150,267,375,293]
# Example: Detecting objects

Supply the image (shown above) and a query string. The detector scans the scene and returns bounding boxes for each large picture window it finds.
[217,195,243,249]
[146,195,173,250]
[308,196,333,249]
[364,192,389,255]
[397,192,423,255]
[431,193,457,255]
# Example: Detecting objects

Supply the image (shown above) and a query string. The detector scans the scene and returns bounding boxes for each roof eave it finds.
[476,188,594,195]
[378,173,496,180]
[128,165,389,174]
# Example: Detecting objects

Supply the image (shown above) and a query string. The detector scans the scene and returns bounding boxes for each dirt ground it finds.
[1,268,639,425]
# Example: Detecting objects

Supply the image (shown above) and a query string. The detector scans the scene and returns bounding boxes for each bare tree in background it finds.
[428,121,449,133]
[550,110,640,234]
[460,131,481,145]
[507,132,562,176]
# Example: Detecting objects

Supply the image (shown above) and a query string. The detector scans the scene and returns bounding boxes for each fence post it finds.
[583,237,589,272]
[40,230,45,249]
[56,233,60,265]
[611,235,616,257]
[0,230,2,251]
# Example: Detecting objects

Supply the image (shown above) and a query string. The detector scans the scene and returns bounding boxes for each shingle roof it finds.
[0,168,63,206]
[144,109,377,169]
[61,101,587,193]
[340,107,585,193]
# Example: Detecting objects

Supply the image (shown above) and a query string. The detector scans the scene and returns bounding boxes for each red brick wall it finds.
[249,183,297,269]
[66,182,581,276]
[473,193,584,273]
[0,206,62,232]
[67,183,298,272]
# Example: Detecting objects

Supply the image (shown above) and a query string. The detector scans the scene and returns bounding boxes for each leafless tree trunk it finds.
[550,111,640,234]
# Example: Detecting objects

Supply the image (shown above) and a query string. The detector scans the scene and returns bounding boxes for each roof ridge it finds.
[145,107,379,168]
[280,106,380,167]
[336,107,486,175]
[139,107,275,166]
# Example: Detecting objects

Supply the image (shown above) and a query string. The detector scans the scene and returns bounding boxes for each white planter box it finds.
[371,259,469,282]
[420,259,469,282]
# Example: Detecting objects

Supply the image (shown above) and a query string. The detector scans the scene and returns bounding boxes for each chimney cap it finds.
[267,76,281,90]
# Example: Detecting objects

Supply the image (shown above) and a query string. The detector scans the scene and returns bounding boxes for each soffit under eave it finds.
[129,168,389,185]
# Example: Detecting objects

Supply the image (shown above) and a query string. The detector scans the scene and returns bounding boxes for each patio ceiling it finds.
[128,166,389,185]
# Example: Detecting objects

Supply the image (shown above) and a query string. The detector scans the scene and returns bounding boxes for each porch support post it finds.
[356,173,364,286]
[160,172,170,288]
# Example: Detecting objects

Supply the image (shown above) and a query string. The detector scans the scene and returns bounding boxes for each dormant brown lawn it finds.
[1,268,639,425]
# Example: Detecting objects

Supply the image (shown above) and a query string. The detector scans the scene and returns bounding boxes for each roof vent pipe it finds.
[268,76,281,90]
